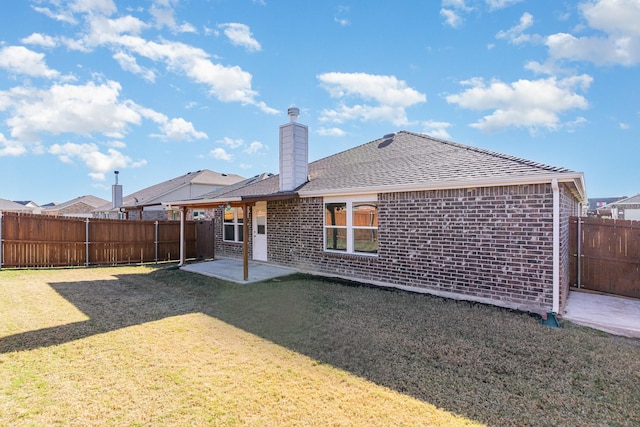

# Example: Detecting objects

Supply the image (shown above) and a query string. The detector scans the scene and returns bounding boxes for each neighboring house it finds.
[169,108,587,315]
[0,198,34,212]
[13,200,43,214]
[42,195,109,218]
[587,196,627,218]
[609,193,640,220]
[94,169,245,220]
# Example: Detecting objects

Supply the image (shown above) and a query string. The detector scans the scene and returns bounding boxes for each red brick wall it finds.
[216,184,579,313]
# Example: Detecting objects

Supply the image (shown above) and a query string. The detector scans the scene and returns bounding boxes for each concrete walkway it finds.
[563,291,640,339]
[180,258,297,284]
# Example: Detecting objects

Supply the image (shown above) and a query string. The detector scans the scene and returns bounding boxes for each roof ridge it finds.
[400,130,570,173]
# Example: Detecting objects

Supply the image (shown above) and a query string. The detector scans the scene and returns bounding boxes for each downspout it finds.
[551,179,560,314]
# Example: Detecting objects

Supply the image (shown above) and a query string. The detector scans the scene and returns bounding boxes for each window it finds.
[223,207,244,242]
[324,198,378,255]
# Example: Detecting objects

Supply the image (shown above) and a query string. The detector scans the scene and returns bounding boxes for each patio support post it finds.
[243,203,249,281]
[0,211,3,270]
[154,220,159,264]
[85,218,90,267]
[179,207,186,266]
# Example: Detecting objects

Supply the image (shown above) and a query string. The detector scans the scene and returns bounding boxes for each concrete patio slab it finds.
[180,258,297,284]
[563,291,640,339]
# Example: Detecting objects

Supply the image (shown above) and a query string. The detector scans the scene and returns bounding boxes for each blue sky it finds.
[0,0,638,204]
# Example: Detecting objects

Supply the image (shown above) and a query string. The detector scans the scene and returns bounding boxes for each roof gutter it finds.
[298,172,586,199]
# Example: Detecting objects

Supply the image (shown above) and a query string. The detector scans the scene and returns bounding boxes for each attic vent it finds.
[383,132,397,139]
[222,173,228,176]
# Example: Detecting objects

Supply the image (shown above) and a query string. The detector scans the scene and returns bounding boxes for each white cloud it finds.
[442,0,472,11]
[334,17,350,26]
[210,147,233,161]
[112,51,156,82]
[70,0,118,16]
[21,33,57,48]
[32,6,77,24]
[243,141,264,154]
[485,0,523,11]
[1,80,141,141]
[422,120,453,139]
[219,137,244,148]
[218,23,262,52]
[496,12,540,45]
[318,72,426,126]
[619,122,630,130]
[317,127,346,137]
[446,75,593,132]
[46,6,275,113]
[48,142,145,181]
[440,9,464,28]
[157,118,208,141]
[0,46,60,79]
[545,0,640,66]
[0,133,27,156]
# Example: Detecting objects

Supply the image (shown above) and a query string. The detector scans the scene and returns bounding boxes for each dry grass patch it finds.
[1,267,477,426]
[1,265,640,426]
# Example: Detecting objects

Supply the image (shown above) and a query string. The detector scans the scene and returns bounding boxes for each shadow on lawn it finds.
[2,268,639,427]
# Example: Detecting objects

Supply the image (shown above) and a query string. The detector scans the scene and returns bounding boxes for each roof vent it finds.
[383,132,396,139]
[288,107,300,123]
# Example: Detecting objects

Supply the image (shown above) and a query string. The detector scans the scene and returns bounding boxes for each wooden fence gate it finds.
[570,216,640,298]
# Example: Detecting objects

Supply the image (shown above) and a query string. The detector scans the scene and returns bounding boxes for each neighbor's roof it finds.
[214,131,586,201]
[0,198,34,212]
[610,193,640,206]
[43,195,109,211]
[95,169,245,211]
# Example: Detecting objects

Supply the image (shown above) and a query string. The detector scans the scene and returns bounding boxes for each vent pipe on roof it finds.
[279,107,308,192]
[112,171,123,209]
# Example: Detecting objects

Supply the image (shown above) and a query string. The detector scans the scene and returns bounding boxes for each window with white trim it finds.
[324,197,378,255]
[223,207,244,242]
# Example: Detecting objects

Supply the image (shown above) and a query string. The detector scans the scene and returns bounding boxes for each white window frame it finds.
[324,195,378,256]
[223,207,244,243]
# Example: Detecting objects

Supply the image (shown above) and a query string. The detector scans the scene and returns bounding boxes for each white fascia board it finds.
[298,172,586,198]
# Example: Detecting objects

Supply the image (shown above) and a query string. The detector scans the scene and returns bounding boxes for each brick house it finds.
[609,193,640,220]
[42,195,109,217]
[170,109,586,315]
[93,169,245,220]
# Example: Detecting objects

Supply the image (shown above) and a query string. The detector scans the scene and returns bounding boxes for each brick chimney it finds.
[279,107,308,192]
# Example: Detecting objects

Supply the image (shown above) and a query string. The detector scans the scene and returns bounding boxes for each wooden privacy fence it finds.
[0,212,200,268]
[570,216,640,299]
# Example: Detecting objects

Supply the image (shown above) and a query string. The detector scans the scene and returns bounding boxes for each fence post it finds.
[155,221,159,264]
[577,217,582,289]
[0,211,3,270]
[85,218,90,267]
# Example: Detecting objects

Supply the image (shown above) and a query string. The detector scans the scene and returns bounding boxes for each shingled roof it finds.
[610,193,640,205]
[43,195,108,212]
[212,131,584,201]
[95,169,245,212]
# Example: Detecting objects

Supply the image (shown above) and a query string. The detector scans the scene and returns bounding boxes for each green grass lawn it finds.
[1,266,639,426]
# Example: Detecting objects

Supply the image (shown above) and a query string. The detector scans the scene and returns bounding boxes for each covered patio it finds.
[180,258,297,284]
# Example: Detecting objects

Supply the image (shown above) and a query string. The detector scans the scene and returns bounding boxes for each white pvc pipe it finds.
[551,179,560,314]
